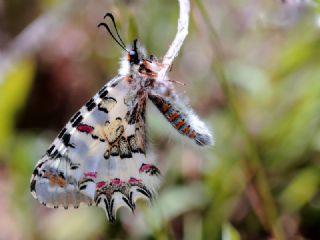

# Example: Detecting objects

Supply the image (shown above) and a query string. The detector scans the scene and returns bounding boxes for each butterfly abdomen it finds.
[148,94,213,146]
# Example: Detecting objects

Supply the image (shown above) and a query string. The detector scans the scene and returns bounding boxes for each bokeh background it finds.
[1,0,320,239]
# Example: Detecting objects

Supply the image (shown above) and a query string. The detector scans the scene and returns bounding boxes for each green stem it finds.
[194,1,285,239]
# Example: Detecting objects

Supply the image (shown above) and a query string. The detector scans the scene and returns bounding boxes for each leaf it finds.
[143,183,207,231]
[280,167,319,212]
[222,222,241,240]
[0,59,35,157]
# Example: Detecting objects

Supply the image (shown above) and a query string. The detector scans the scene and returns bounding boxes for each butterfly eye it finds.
[129,50,139,64]
[129,50,135,56]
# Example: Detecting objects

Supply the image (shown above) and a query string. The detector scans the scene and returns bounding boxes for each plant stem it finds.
[194,0,285,239]
[159,0,190,81]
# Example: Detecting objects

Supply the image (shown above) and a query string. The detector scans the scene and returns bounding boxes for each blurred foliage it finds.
[0,59,34,154]
[1,0,320,239]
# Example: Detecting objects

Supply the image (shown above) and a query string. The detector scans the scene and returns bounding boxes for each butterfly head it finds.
[98,13,160,77]
[128,39,141,65]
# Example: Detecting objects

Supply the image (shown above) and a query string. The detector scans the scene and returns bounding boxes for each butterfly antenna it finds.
[98,13,128,52]
[103,13,127,49]
[133,39,138,52]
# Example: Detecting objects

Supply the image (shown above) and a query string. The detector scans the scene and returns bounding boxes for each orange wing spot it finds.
[182,127,190,135]
[162,104,171,113]
[149,72,158,78]
[142,59,150,68]
[189,130,196,139]
[168,112,179,122]
[125,76,133,84]
[44,172,66,188]
[175,120,185,130]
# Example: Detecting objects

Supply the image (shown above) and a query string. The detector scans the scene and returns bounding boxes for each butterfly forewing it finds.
[30,75,161,221]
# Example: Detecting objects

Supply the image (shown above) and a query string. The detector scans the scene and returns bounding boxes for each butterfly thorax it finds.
[121,43,164,120]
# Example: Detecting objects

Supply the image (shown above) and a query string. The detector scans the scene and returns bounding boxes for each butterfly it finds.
[30,13,213,223]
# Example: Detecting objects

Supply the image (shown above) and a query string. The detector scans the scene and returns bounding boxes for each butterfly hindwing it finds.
[30,75,161,221]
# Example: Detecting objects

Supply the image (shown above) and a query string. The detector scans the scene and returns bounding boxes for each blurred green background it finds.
[1,0,320,239]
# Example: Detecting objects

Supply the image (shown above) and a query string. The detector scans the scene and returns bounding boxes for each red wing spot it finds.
[139,163,150,173]
[175,120,185,130]
[139,164,160,176]
[96,181,107,189]
[84,172,97,178]
[77,124,94,134]
[110,178,125,185]
[128,177,142,184]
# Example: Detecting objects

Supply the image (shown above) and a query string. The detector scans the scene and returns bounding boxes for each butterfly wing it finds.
[30,75,161,222]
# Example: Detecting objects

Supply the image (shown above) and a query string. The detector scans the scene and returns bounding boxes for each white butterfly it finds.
[30,13,213,223]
